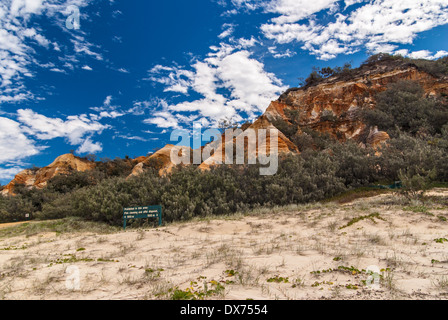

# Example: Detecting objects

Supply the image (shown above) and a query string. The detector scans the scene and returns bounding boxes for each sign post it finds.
[123,205,162,230]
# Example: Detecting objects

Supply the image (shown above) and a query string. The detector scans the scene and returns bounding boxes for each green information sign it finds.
[123,205,162,230]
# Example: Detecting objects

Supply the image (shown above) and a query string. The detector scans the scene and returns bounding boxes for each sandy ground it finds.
[0,190,447,300]
[0,221,29,230]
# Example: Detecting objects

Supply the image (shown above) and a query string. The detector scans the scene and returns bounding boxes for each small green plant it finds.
[0,245,27,251]
[76,247,86,252]
[291,278,305,288]
[431,259,440,264]
[345,284,359,290]
[47,254,94,266]
[403,206,433,215]
[434,238,448,244]
[398,169,436,201]
[97,258,119,262]
[169,279,225,300]
[225,269,238,277]
[337,266,364,275]
[145,268,164,273]
[311,281,333,288]
[333,257,342,261]
[267,275,289,283]
[145,268,164,279]
[339,213,386,229]
[170,288,196,300]
[310,268,334,275]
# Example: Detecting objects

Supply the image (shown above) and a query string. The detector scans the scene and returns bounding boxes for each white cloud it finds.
[238,37,258,48]
[87,95,126,121]
[0,0,101,104]
[144,111,180,129]
[98,110,124,119]
[50,68,67,73]
[0,166,25,181]
[394,49,448,60]
[9,0,45,16]
[82,65,93,71]
[128,100,151,116]
[103,95,112,106]
[76,137,102,154]
[0,117,41,169]
[260,0,448,60]
[147,42,286,128]
[434,51,448,59]
[17,108,109,146]
[146,65,194,94]
[117,134,147,142]
[218,23,236,39]
[268,46,296,58]
[264,0,338,24]
[70,34,103,61]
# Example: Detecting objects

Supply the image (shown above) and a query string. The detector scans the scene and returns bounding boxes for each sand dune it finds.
[0,190,447,300]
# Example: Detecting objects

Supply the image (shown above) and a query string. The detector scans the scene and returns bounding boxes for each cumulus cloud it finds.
[394,49,448,60]
[147,42,286,128]
[143,100,181,129]
[0,106,112,179]
[0,166,26,181]
[263,0,338,24]
[146,65,194,94]
[76,137,103,154]
[16,108,109,150]
[259,0,448,60]
[0,117,41,165]
[0,116,44,180]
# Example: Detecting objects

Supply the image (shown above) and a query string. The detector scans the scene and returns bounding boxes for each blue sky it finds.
[1,0,448,184]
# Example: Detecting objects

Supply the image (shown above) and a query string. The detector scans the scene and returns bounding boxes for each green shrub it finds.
[361,80,448,136]
[398,169,436,201]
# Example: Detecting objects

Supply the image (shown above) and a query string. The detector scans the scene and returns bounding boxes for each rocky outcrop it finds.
[2,154,95,196]
[128,144,193,178]
[366,127,390,149]
[198,115,298,171]
[1,169,36,195]
[273,64,448,147]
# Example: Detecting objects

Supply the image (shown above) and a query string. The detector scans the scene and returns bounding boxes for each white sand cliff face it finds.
[0,190,447,300]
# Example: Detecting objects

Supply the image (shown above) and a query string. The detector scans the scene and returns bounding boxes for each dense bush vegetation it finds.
[300,63,354,87]
[361,80,448,136]
[2,127,447,226]
[29,152,347,225]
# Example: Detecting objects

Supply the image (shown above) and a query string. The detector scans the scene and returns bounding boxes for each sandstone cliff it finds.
[128,144,193,178]
[198,115,298,171]
[269,62,448,148]
[2,154,96,195]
